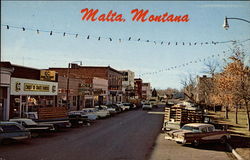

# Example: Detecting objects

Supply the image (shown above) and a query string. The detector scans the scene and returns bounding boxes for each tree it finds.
[180,73,196,103]
[211,45,250,129]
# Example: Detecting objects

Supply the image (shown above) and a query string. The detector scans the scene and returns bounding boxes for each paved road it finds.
[0,108,164,160]
[0,106,233,160]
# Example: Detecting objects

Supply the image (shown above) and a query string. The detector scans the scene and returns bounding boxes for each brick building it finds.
[50,64,122,104]
[134,78,143,100]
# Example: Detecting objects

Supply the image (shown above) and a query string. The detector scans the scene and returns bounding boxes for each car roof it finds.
[184,123,214,127]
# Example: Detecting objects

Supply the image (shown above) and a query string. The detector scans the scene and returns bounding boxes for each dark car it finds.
[0,121,31,144]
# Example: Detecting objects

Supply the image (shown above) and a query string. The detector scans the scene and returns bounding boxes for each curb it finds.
[226,143,245,160]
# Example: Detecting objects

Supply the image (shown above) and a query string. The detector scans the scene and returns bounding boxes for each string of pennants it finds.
[2,24,249,46]
[137,50,240,77]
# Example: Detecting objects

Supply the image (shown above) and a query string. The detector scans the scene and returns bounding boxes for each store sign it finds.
[24,83,50,92]
[40,70,56,81]
[11,78,58,95]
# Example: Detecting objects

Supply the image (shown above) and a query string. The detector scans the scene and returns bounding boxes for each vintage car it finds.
[142,103,153,110]
[68,111,89,126]
[165,123,230,146]
[0,121,31,144]
[9,118,55,132]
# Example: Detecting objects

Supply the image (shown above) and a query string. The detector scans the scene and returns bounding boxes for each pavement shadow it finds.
[182,142,229,152]
[229,135,250,149]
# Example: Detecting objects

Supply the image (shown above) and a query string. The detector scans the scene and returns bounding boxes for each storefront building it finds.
[10,77,58,118]
[57,76,85,110]
[0,62,13,120]
[1,63,59,118]
[50,64,123,104]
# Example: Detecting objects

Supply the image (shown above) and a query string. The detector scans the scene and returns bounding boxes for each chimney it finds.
[70,63,79,69]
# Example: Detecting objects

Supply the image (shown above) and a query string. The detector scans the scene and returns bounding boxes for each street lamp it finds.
[66,61,82,109]
[223,16,250,30]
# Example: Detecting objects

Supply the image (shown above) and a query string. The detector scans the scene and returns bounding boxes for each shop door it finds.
[0,99,3,120]
[77,96,80,110]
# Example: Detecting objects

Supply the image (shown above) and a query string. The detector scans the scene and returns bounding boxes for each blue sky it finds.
[1,1,250,89]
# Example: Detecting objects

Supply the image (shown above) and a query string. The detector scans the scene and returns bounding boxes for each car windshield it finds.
[181,125,200,132]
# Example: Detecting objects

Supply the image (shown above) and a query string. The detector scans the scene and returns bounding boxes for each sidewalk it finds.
[150,133,233,160]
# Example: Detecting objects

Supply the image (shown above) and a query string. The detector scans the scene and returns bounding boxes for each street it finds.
[0,108,163,160]
[0,107,232,160]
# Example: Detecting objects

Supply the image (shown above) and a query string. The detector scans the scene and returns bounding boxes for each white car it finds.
[116,103,127,111]
[81,108,99,120]
[142,103,153,110]
[121,103,131,111]
[100,105,117,115]
[94,106,110,118]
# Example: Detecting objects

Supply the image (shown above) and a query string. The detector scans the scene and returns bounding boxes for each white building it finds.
[0,62,13,120]
[120,70,135,102]
[142,83,151,100]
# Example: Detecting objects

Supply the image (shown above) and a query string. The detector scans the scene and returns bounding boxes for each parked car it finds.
[81,108,98,122]
[142,103,153,110]
[121,103,132,111]
[165,123,230,147]
[149,99,158,108]
[68,111,90,126]
[0,121,31,144]
[141,100,147,105]
[93,106,110,118]
[106,104,122,113]
[9,118,55,133]
[116,103,126,111]
[102,105,117,115]
[127,103,137,109]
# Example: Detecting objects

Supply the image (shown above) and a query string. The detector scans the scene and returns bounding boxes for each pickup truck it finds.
[25,107,71,130]
[165,123,230,147]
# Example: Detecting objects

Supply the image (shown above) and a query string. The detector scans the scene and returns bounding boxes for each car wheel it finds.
[220,136,227,144]
[192,140,200,147]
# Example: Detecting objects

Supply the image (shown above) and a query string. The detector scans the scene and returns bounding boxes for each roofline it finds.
[50,66,122,74]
